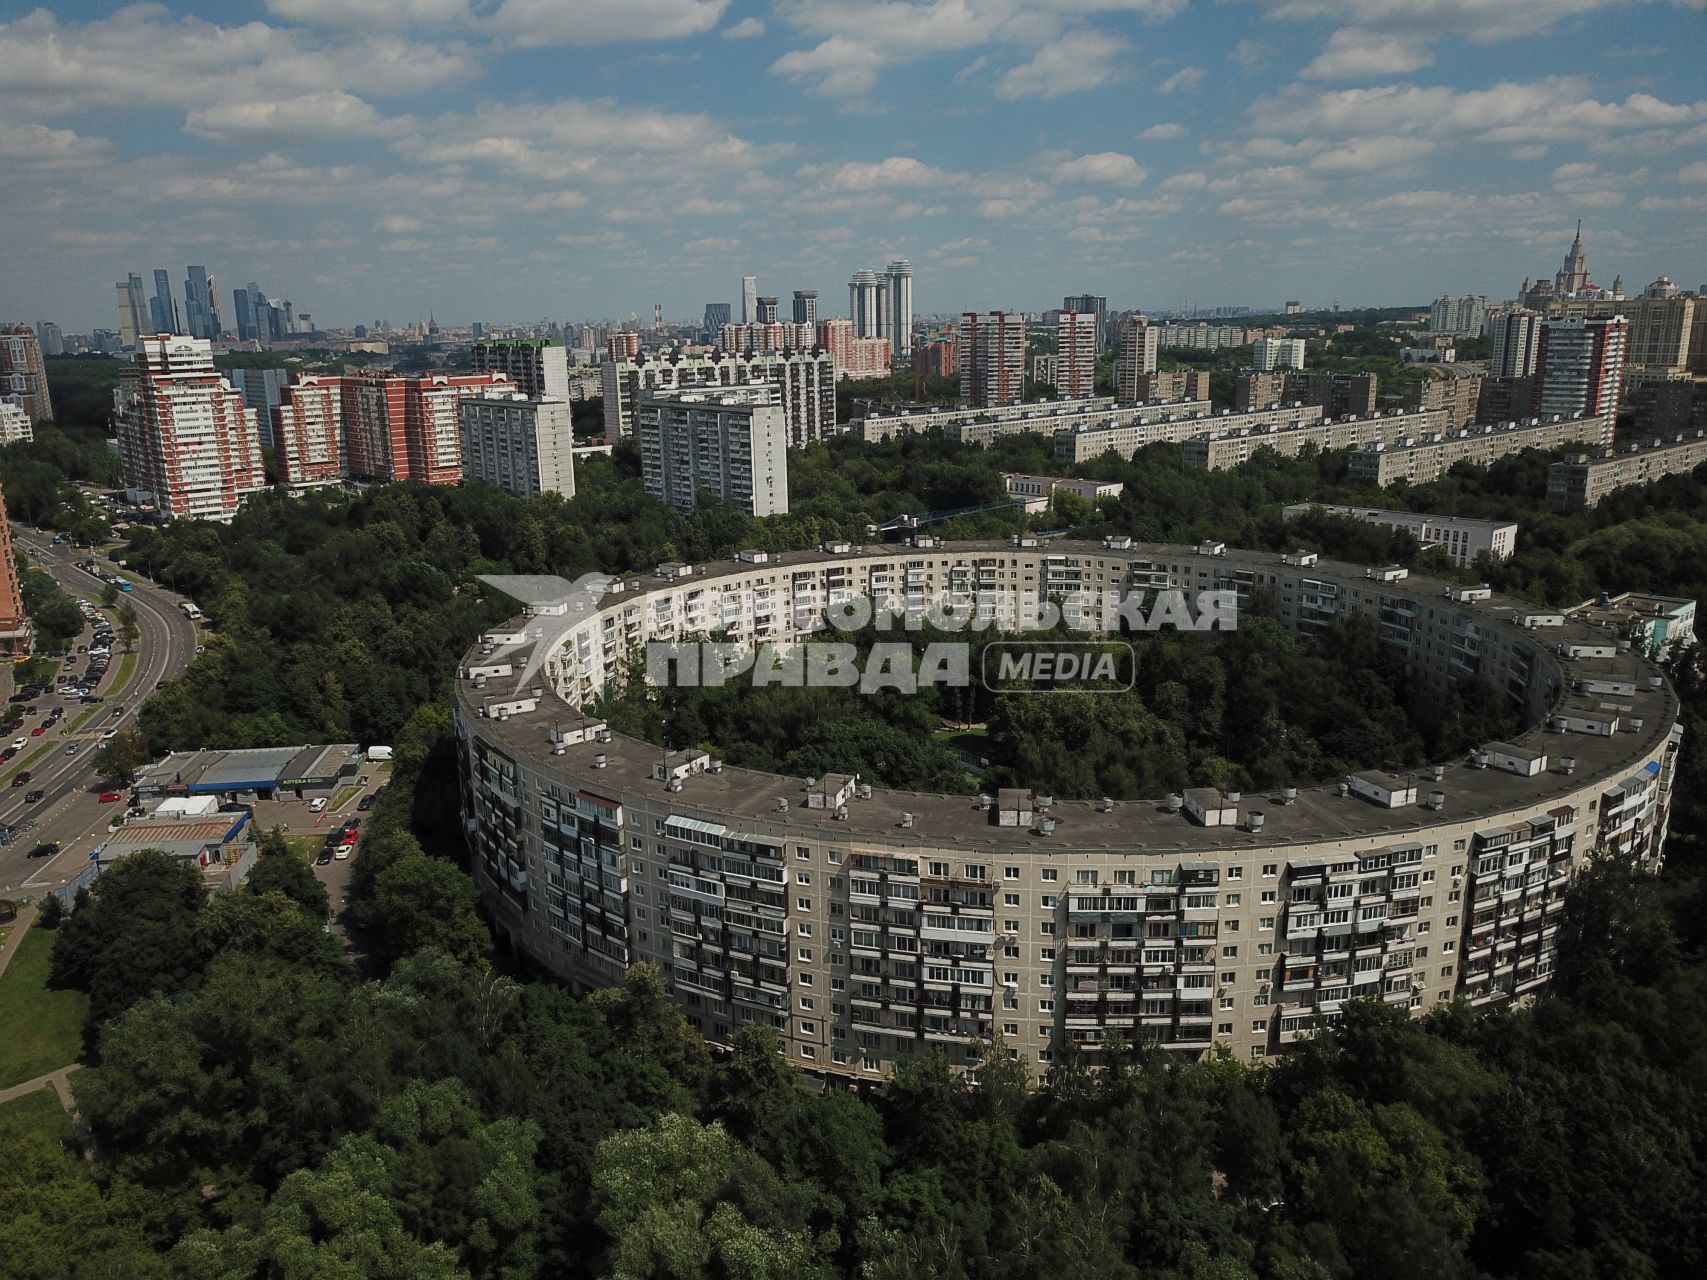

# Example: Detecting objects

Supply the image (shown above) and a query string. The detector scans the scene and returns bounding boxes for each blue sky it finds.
[4,1,1705,333]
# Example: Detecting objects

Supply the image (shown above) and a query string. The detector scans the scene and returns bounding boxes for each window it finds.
[1075,870,1098,885]
[1221,971,1237,984]
[800,1021,816,1036]
[1038,999,1054,1013]
[1419,921,1430,933]
[1220,997,1234,1011]
[798,898,813,911]
[799,996,815,1010]
[1260,916,1275,930]
[1004,866,1020,880]
[1040,895,1057,908]
[1226,893,1241,906]
[1039,973,1053,987]
[1225,920,1240,933]
[1256,943,1273,955]
[796,871,812,885]
[1262,863,1277,877]
[1252,1020,1267,1033]
[796,847,811,860]
[1039,947,1056,961]
[1003,972,1018,985]
[1114,870,1135,885]
[801,1045,816,1059]
[963,865,986,880]
[1443,941,1456,954]
[797,947,812,962]
[797,923,812,938]
[1261,890,1277,904]
[1004,919,1019,933]
[1039,922,1055,935]
[929,861,950,877]
[1440,966,1454,978]
[1446,915,1458,928]
[1217,1023,1234,1036]
[1042,868,1058,882]
[1222,945,1239,958]
[829,849,843,865]
[1004,1023,1019,1037]
[1228,866,1243,880]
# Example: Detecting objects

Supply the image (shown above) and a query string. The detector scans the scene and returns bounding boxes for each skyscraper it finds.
[1555,221,1591,297]
[1487,311,1542,379]
[1429,294,1488,337]
[792,290,817,325]
[958,311,1024,409]
[150,269,180,335]
[755,296,779,324]
[233,285,256,343]
[183,265,219,339]
[113,336,266,522]
[703,302,732,340]
[116,275,147,348]
[35,322,64,356]
[849,269,884,340]
[1056,310,1098,399]
[885,260,913,358]
[1533,314,1627,432]
[1112,314,1159,401]
[741,276,758,324]
[0,326,54,425]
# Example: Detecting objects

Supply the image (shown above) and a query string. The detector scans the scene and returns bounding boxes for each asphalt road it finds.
[0,533,198,899]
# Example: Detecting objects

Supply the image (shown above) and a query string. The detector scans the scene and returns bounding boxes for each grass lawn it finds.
[0,1085,74,1146]
[286,835,323,862]
[331,783,364,810]
[0,927,88,1090]
[2,738,57,784]
[107,650,137,697]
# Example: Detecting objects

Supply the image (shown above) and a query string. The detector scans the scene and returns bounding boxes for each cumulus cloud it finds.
[1302,27,1433,79]
[0,122,113,170]
[185,91,402,142]
[488,0,730,47]
[723,16,766,38]
[1678,159,1707,182]
[997,31,1130,100]
[1138,122,1186,139]
[1156,66,1205,93]
[1053,152,1148,185]
[797,155,952,190]
[772,35,885,97]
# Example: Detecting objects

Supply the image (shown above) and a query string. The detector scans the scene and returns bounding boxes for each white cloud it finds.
[797,156,952,191]
[185,91,401,142]
[1305,135,1435,176]
[771,36,886,97]
[1138,122,1186,139]
[376,213,425,233]
[266,0,472,25]
[1510,144,1548,160]
[678,196,743,214]
[997,31,1130,100]
[1678,160,1707,182]
[1157,66,1205,93]
[723,16,766,38]
[1302,27,1432,80]
[0,122,112,170]
[1160,170,1208,190]
[1053,152,1147,185]
[487,0,731,47]
[1229,39,1271,71]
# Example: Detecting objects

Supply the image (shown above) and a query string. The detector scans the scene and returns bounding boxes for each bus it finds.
[179,602,202,621]
[113,579,133,593]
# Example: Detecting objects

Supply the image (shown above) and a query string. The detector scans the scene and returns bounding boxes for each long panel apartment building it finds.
[601,347,836,448]
[1347,414,1608,487]
[459,394,576,498]
[1546,430,1707,509]
[856,395,1213,445]
[1180,408,1448,471]
[454,537,1679,1078]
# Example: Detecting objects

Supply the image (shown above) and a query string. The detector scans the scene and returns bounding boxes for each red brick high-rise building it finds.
[0,479,30,653]
[1,324,53,426]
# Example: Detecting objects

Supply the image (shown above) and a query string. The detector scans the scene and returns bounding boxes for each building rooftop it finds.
[460,541,1680,854]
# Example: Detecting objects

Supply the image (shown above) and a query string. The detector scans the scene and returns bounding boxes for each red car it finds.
[340,829,359,847]
[99,789,123,802]
[29,725,45,736]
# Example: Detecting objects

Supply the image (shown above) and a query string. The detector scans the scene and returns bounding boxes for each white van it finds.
[308,797,328,813]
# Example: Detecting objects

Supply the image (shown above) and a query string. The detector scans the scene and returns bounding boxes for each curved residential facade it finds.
[454,538,1680,1077]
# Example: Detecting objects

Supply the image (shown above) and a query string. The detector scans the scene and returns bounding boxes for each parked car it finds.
[316,849,333,866]
[98,790,122,803]
[333,844,352,860]
[0,748,14,761]
[357,794,376,812]
[308,797,328,814]
[11,737,27,751]
[30,725,45,736]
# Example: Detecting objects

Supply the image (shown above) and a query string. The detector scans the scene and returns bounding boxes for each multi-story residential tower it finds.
[1534,315,1628,429]
[473,338,571,402]
[755,296,780,325]
[1404,374,1484,430]
[0,479,30,653]
[272,375,346,490]
[1112,314,1159,402]
[741,276,758,325]
[116,274,147,348]
[455,539,1679,1077]
[113,335,265,522]
[958,311,1025,408]
[0,325,54,424]
[886,260,913,358]
[850,270,885,341]
[459,394,576,498]
[0,402,33,446]
[1063,295,1109,352]
[1056,310,1098,399]
[792,291,817,325]
[1429,294,1488,336]
[35,322,64,357]
[636,386,789,516]
[817,318,892,380]
[1253,337,1306,371]
[343,371,516,485]
[1555,296,1695,376]
[1487,311,1542,379]
[601,347,837,447]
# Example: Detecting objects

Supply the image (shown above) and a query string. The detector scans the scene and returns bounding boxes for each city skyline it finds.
[2,2,1705,332]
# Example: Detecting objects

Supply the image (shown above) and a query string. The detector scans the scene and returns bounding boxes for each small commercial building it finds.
[133,743,360,803]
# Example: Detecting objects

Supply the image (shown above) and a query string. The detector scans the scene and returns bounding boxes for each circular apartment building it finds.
[455,536,1680,1077]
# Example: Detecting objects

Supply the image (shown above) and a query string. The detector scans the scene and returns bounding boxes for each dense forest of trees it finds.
[6,393,1707,1275]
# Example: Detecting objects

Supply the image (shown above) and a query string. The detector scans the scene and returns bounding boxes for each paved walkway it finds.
[0,1063,80,1108]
